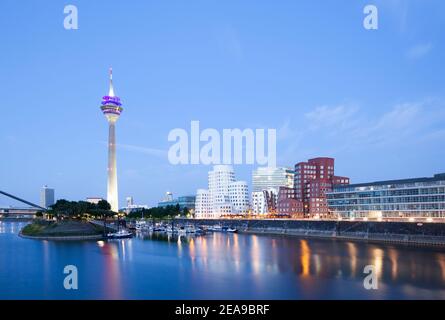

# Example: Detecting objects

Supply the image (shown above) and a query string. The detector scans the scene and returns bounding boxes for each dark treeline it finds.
[38,200,191,221]
[38,199,114,220]
[127,204,190,219]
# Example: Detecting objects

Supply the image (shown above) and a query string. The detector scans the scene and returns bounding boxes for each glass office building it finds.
[327,173,445,219]
[252,167,294,193]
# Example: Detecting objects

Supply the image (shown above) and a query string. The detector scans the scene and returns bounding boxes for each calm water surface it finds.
[1,221,445,299]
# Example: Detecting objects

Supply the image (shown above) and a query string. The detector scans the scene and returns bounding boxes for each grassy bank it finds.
[21,220,105,237]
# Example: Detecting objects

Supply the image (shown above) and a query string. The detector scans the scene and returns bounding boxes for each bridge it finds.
[0,190,47,212]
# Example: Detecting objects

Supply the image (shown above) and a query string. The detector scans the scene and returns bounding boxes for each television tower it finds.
[100,68,123,212]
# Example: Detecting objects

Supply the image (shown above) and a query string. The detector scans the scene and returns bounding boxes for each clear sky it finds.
[1,0,444,207]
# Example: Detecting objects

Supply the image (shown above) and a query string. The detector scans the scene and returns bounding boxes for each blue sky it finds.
[1,0,444,207]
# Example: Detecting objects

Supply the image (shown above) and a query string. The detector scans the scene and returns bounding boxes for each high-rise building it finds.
[293,157,349,217]
[274,157,349,217]
[195,165,250,218]
[100,68,123,212]
[208,165,235,217]
[252,167,294,193]
[40,185,55,209]
[126,196,134,207]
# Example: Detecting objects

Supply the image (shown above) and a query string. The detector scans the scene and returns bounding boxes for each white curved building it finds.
[252,191,267,215]
[229,181,249,214]
[195,189,211,218]
[195,165,250,218]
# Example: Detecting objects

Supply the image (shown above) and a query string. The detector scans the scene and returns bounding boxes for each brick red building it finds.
[277,157,349,218]
[297,157,349,217]
[277,186,304,218]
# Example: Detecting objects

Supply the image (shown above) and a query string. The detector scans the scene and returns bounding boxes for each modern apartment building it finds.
[295,157,349,217]
[250,167,294,215]
[195,165,249,218]
[229,181,250,214]
[327,173,445,219]
[252,191,267,215]
[275,157,349,217]
[252,189,278,215]
[277,186,304,217]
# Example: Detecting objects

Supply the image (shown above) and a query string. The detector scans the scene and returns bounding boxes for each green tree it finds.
[49,199,72,220]
[175,204,181,215]
[97,200,111,211]
[47,199,107,221]
[94,200,113,236]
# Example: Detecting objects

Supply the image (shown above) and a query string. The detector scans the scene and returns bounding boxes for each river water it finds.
[1,221,445,299]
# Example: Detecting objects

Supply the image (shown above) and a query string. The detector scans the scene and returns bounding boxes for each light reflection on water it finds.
[1,221,445,299]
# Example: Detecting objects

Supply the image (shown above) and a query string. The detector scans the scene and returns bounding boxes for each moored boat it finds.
[222,226,238,233]
[207,225,237,233]
[135,220,147,231]
[207,225,223,232]
[107,229,133,239]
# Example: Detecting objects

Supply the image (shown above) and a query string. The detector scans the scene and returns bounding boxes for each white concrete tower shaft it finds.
[107,119,118,212]
[101,68,123,212]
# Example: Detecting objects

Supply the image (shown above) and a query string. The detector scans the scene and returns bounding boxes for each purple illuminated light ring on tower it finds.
[101,95,122,106]
[102,108,122,116]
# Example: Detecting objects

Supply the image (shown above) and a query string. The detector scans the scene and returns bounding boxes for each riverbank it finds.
[242,228,445,247]
[19,232,104,241]
[19,219,107,241]
[0,217,33,222]
[176,218,445,247]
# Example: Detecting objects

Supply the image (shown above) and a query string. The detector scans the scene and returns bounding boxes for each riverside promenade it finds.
[176,218,445,247]
[19,232,103,241]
